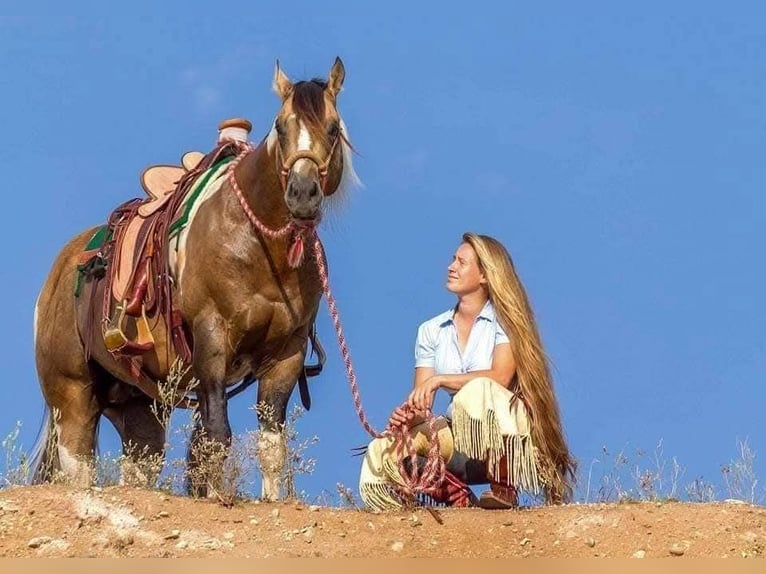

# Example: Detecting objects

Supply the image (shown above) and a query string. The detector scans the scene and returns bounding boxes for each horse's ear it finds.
[273,59,293,100]
[327,57,345,97]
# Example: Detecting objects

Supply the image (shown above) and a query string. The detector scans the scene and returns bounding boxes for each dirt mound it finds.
[0,484,763,558]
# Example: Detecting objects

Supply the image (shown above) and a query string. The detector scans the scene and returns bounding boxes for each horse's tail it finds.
[28,406,59,484]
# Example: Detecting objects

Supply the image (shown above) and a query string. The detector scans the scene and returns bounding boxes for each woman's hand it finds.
[407,376,441,411]
[387,406,411,429]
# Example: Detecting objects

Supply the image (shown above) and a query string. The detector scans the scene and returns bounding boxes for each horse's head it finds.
[268,57,351,221]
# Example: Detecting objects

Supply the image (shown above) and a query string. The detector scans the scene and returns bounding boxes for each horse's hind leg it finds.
[34,228,102,485]
[34,373,100,486]
[100,373,168,487]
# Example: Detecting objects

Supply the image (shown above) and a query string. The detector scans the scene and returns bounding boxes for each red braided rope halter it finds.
[228,143,448,501]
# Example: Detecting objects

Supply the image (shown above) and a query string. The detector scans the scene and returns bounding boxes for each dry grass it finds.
[2,374,763,507]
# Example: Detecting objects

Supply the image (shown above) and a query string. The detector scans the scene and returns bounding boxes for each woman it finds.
[359,232,576,509]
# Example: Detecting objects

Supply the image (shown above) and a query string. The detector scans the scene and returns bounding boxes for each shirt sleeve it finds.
[414,322,436,368]
[495,319,510,346]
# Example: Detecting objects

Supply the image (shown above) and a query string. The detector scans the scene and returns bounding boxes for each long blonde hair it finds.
[463,232,577,503]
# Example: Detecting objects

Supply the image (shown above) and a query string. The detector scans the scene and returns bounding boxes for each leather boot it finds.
[427,470,477,508]
[478,456,519,510]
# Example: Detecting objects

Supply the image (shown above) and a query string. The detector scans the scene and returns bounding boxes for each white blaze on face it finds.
[295,119,313,172]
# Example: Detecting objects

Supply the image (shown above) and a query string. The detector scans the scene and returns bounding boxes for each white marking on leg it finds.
[258,430,286,501]
[57,441,92,488]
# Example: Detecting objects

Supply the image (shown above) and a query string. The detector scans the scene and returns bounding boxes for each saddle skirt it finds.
[137,151,204,217]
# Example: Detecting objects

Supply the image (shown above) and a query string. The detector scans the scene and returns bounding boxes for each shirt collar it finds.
[444,299,496,325]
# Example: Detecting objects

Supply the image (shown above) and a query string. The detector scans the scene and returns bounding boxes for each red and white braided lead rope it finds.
[229,143,446,499]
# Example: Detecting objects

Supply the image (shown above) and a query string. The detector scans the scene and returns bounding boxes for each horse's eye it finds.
[328,122,340,139]
[274,122,285,136]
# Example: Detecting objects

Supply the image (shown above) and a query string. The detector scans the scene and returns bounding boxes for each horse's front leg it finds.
[256,336,307,501]
[188,312,232,496]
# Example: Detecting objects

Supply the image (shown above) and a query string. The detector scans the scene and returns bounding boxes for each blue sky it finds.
[2,2,764,502]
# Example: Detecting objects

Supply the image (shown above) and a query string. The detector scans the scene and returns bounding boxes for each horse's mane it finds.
[292,79,329,144]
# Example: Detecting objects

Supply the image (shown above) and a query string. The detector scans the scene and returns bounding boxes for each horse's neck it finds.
[206,142,303,277]
[234,143,289,230]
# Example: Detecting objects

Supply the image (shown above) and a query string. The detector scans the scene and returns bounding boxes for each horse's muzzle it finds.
[285,173,323,220]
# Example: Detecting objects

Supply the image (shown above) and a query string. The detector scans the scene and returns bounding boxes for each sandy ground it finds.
[0,484,764,558]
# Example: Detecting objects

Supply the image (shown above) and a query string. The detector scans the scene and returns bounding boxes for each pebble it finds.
[28,536,52,548]
[669,544,686,556]
[0,501,20,513]
[309,505,321,512]
[115,532,134,547]
[157,511,169,518]
[164,530,181,540]
[249,518,259,525]
[391,541,404,552]
[271,509,280,519]
[223,532,235,540]
[632,550,646,558]
[176,541,188,549]
[520,538,531,546]
[586,538,596,548]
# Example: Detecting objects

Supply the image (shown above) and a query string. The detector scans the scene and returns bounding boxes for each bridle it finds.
[273,129,343,194]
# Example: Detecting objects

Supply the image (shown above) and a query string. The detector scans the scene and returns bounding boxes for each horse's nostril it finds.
[288,178,321,203]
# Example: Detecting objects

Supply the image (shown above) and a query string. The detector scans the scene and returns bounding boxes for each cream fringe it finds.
[358,377,541,510]
[451,377,540,494]
[359,436,407,511]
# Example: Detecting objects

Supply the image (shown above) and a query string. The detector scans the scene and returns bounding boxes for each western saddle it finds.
[98,118,253,360]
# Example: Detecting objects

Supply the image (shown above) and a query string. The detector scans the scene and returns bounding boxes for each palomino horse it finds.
[32,57,358,499]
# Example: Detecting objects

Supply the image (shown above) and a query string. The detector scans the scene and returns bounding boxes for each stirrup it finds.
[104,301,155,354]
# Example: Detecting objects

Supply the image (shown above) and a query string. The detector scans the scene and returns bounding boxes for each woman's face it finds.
[446,242,486,296]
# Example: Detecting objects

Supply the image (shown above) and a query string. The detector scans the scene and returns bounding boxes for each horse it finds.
[31,57,359,500]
